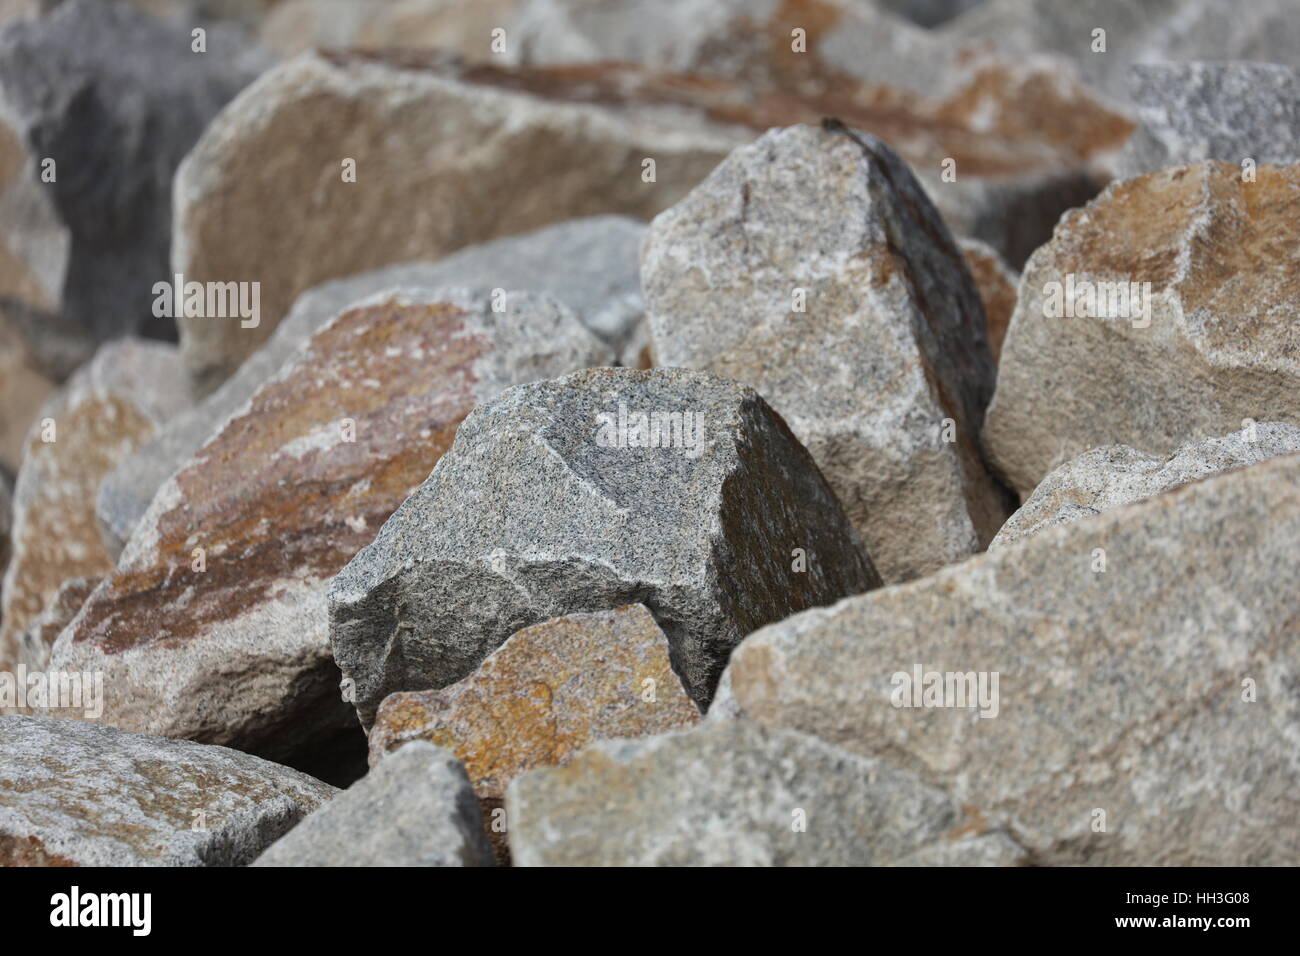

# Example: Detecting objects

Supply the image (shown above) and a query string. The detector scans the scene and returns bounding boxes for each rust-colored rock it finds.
[959,236,1019,363]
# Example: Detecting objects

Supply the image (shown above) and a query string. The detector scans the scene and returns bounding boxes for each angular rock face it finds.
[983,160,1300,498]
[0,0,264,342]
[643,125,1009,582]
[48,289,611,770]
[369,604,700,858]
[330,366,879,727]
[1117,62,1300,178]
[13,575,98,674]
[174,49,745,395]
[253,741,495,867]
[100,216,647,553]
[958,236,1018,363]
[991,422,1300,547]
[0,715,336,866]
[0,340,189,672]
[716,452,1300,865]
[506,720,1027,866]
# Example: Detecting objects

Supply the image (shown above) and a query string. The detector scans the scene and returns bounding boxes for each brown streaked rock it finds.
[0,714,336,867]
[983,161,1300,498]
[958,236,1018,363]
[0,340,189,673]
[47,289,611,771]
[12,574,98,675]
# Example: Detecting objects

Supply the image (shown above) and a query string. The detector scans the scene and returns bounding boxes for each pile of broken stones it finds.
[1,0,1298,867]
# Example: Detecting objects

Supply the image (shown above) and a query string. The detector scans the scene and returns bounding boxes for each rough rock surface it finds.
[0,0,263,341]
[369,604,700,853]
[0,340,189,671]
[12,574,97,674]
[983,160,1300,498]
[253,740,494,867]
[991,422,1300,547]
[1117,62,1300,178]
[643,125,1009,582]
[48,289,610,770]
[959,236,1018,363]
[100,216,646,553]
[506,720,1027,866]
[174,49,744,395]
[0,715,336,866]
[715,451,1300,865]
[330,366,879,727]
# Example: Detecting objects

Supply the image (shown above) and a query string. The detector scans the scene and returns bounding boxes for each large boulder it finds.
[330,366,880,727]
[643,125,1010,582]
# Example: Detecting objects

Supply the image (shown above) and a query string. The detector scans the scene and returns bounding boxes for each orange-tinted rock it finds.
[958,236,1019,362]
[47,289,611,769]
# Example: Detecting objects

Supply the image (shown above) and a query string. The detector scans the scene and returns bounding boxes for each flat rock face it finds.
[643,125,1009,583]
[715,452,1300,865]
[1118,62,1300,178]
[174,49,744,395]
[369,605,700,808]
[100,216,647,553]
[958,236,1018,363]
[991,422,1300,547]
[0,0,263,341]
[47,290,610,768]
[506,720,1027,866]
[0,340,189,672]
[330,367,879,728]
[982,160,1300,498]
[0,715,336,866]
[253,740,494,867]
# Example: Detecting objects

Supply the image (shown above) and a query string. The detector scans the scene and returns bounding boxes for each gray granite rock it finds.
[715,450,1300,865]
[506,720,1026,866]
[253,740,494,867]
[643,125,1009,583]
[1117,62,1300,178]
[0,715,336,866]
[330,366,880,727]
[0,0,265,341]
[991,422,1300,547]
[98,217,644,554]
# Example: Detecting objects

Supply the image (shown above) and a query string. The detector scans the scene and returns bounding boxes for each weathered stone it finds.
[643,125,1010,582]
[1117,62,1300,179]
[716,451,1300,865]
[982,160,1300,498]
[369,604,700,857]
[992,422,1300,547]
[129,0,285,28]
[253,740,494,867]
[0,309,55,473]
[100,216,646,554]
[260,0,523,61]
[874,0,985,27]
[0,340,189,672]
[174,50,744,395]
[958,236,1018,363]
[0,0,264,342]
[331,366,879,727]
[48,289,611,772]
[13,574,97,673]
[506,719,1026,866]
[0,714,335,866]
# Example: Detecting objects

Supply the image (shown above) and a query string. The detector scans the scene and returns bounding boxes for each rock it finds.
[1117,62,1300,179]
[716,450,1300,865]
[958,236,1018,363]
[0,340,189,672]
[874,0,985,27]
[47,289,611,773]
[12,574,98,675]
[98,216,646,553]
[506,719,1027,866]
[173,50,744,395]
[0,313,54,474]
[253,740,494,867]
[260,0,524,60]
[0,471,10,585]
[0,0,265,342]
[129,0,284,29]
[331,366,879,728]
[643,125,1009,582]
[982,160,1300,498]
[991,422,1300,547]
[369,604,701,860]
[0,715,335,866]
